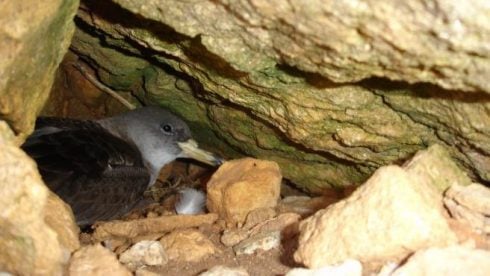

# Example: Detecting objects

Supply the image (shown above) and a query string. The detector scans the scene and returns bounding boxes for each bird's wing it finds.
[22,117,151,226]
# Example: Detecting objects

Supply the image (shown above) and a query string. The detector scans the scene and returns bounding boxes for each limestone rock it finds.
[69,244,131,276]
[159,229,217,263]
[199,266,249,276]
[0,0,79,140]
[93,213,218,241]
[0,129,65,275]
[233,231,281,256]
[207,158,281,225]
[119,241,167,271]
[294,165,457,269]
[222,212,300,247]
[286,259,362,276]
[392,245,490,276]
[113,0,490,93]
[44,192,80,254]
[444,183,490,234]
[404,144,472,192]
[243,207,277,229]
[71,0,490,191]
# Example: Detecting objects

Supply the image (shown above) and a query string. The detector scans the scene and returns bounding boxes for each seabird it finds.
[22,106,221,227]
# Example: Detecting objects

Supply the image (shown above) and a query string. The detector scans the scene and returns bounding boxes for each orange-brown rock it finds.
[206,158,281,225]
[159,229,217,263]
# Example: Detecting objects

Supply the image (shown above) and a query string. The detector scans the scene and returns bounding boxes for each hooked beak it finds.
[178,139,224,166]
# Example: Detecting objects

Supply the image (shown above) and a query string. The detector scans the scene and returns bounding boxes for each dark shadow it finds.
[360,77,490,103]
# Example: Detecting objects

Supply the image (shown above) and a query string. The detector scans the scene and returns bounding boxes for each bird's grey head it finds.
[98,106,220,183]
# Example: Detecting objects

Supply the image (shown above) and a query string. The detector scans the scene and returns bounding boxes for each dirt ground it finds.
[80,161,316,276]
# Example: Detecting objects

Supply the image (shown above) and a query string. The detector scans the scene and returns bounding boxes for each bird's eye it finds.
[160,124,173,134]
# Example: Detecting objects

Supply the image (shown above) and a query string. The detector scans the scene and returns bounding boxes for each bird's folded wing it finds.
[22,117,151,225]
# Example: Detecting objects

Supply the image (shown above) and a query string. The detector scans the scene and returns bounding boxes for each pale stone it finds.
[199,265,249,276]
[119,241,167,270]
[233,231,281,256]
[294,166,457,268]
[159,229,217,262]
[44,192,80,254]
[69,244,131,276]
[207,158,281,225]
[286,259,362,276]
[0,0,78,139]
[445,183,490,234]
[0,135,65,275]
[222,212,300,247]
[446,183,490,214]
[404,144,472,192]
[392,245,490,276]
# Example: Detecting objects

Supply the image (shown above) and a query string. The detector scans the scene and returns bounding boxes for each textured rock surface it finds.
[64,0,490,191]
[159,229,217,263]
[69,244,131,276]
[404,144,472,192]
[286,259,362,276]
[392,245,490,276]
[294,165,457,268]
[445,183,490,234]
[0,0,79,141]
[44,192,80,254]
[93,213,218,241]
[0,122,66,275]
[119,241,167,270]
[233,231,281,255]
[206,158,282,225]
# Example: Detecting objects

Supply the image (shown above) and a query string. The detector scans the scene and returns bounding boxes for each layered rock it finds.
[0,0,79,141]
[63,0,490,191]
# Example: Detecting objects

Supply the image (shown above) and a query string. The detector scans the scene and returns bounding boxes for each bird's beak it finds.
[178,139,224,166]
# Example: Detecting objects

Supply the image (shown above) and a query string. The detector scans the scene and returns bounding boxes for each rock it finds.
[444,183,490,234]
[286,259,362,276]
[294,165,457,269]
[221,229,250,247]
[0,129,65,275]
[243,207,277,229]
[0,0,78,139]
[44,192,80,254]
[222,212,300,247]
[199,265,249,276]
[249,213,300,238]
[159,229,217,262]
[119,241,167,270]
[69,244,131,276]
[207,158,281,225]
[392,245,490,276]
[233,231,281,256]
[93,213,218,241]
[446,219,490,250]
[404,144,472,192]
[72,0,490,193]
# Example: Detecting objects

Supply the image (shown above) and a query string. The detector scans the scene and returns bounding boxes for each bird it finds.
[22,106,222,227]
